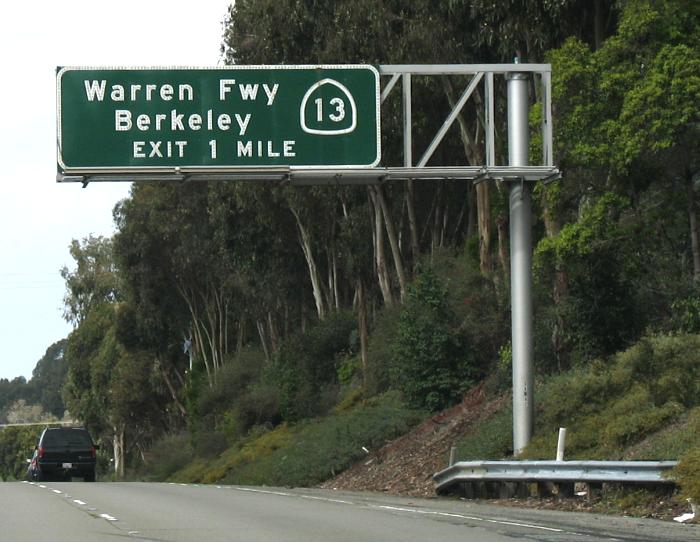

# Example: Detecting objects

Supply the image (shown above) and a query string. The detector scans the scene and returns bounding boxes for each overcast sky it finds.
[0,1,232,380]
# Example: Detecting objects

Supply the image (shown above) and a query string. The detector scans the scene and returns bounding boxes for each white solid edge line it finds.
[372,505,566,533]
[212,485,587,536]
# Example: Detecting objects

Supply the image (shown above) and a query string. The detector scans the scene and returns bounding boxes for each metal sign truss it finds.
[57,63,559,187]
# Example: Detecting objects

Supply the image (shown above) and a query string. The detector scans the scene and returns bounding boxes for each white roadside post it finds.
[556,428,567,461]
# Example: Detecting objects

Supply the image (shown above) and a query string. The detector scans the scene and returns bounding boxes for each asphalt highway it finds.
[1,482,697,541]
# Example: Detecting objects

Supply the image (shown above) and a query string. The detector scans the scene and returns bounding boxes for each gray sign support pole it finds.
[507,70,534,455]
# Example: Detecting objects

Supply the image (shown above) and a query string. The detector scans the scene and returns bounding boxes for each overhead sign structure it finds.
[56,66,380,174]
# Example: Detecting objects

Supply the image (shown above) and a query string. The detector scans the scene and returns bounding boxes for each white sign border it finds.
[56,64,381,173]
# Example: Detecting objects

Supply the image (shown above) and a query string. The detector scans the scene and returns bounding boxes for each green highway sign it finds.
[56,66,380,173]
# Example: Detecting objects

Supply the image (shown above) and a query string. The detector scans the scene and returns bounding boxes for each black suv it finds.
[27,427,98,482]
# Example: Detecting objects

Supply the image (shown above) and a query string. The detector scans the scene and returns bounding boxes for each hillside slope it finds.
[320,387,508,496]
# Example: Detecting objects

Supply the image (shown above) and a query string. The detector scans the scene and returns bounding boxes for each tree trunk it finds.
[477,182,493,275]
[290,206,326,320]
[451,192,467,245]
[442,76,492,276]
[267,311,279,353]
[374,185,407,301]
[327,247,340,311]
[369,188,394,306]
[542,188,569,371]
[466,184,477,240]
[687,171,700,284]
[155,358,187,417]
[405,180,420,269]
[440,191,449,248]
[593,0,605,50]
[176,284,214,387]
[113,424,125,479]
[300,293,308,334]
[356,278,369,389]
[236,319,245,354]
[432,182,443,254]
[257,320,270,362]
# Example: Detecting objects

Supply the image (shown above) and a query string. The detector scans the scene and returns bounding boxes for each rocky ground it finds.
[319,387,696,523]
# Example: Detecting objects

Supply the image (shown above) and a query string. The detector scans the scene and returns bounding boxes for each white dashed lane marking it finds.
[28,482,122,527]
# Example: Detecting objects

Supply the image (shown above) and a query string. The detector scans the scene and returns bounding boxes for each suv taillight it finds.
[91,446,96,458]
[38,446,45,459]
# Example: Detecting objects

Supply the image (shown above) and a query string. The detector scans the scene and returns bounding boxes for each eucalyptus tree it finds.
[61,235,166,477]
[114,182,238,389]
[63,304,165,477]
[535,0,700,367]
[31,339,69,418]
[206,181,308,358]
[60,235,119,326]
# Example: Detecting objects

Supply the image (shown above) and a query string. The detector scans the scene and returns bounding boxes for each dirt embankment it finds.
[320,387,507,497]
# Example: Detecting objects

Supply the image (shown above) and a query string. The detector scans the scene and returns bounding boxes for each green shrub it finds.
[390,267,475,411]
[533,365,615,429]
[365,305,402,394]
[195,348,266,423]
[455,405,514,460]
[673,447,700,503]
[524,333,700,460]
[235,383,282,430]
[611,335,700,407]
[670,296,700,333]
[337,353,361,386]
[0,426,42,480]
[192,430,229,459]
[143,432,192,481]
[626,407,700,460]
[265,311,356,420]
[601,390,683,449]
[428,250,507,376]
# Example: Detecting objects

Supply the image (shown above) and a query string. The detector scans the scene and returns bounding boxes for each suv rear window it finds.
[42,429,93,449]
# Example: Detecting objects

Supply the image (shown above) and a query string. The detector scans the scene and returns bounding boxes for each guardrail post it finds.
[587,482,603,501]
[557,482,575,498]
[507,62,534,455]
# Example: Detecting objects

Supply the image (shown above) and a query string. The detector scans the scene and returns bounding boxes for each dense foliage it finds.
[390,267,475,411]
[0,426,40,481]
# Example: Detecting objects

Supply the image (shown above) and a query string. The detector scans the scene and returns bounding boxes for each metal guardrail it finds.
[434,460,678,494]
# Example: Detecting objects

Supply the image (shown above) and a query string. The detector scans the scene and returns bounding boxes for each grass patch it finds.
[169,423,294,484]
[141,432,192,482]
[522,334,700,460]
[625,407,700,460]
[168,391,424,487]
[673,446,700,503]
[454,405,514,460]
[224,391,424,487]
